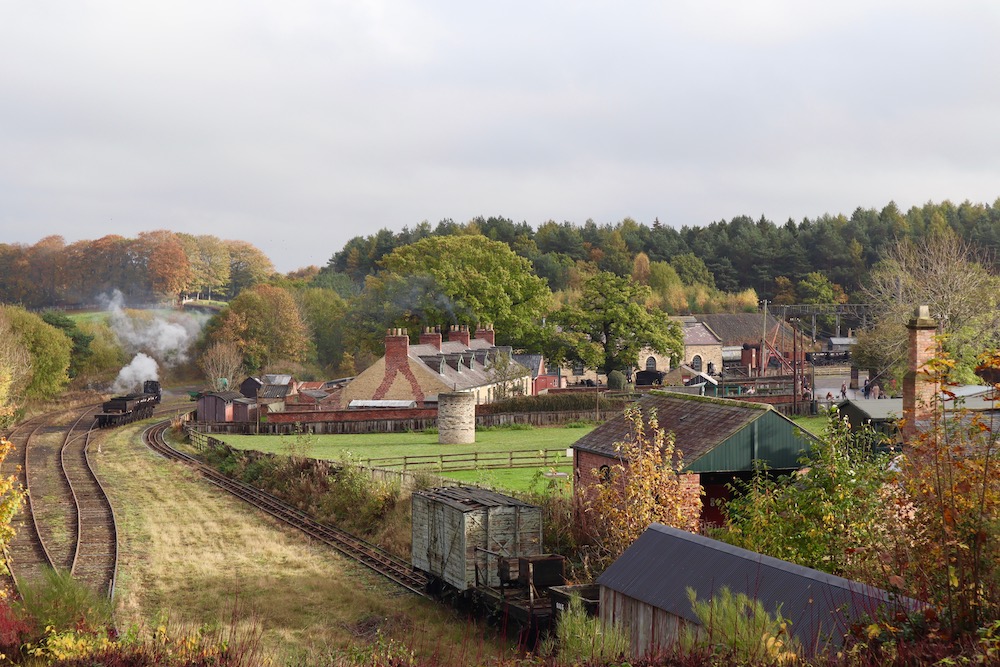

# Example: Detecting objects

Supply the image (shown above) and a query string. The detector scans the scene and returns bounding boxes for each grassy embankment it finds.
[92,422,510,666]
[215,426,595,493]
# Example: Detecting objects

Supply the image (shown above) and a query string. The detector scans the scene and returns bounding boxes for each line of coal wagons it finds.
[95,380,162,428]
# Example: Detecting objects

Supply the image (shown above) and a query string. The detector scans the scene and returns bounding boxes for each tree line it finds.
[321,198,1000,302]
[0,232,274,308]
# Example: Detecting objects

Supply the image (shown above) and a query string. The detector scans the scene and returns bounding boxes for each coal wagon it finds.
[95,380,162,428]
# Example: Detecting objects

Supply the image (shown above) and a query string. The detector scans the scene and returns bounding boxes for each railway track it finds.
[62,416,118,598]
[2,415,58,591]
[143,421,429,597]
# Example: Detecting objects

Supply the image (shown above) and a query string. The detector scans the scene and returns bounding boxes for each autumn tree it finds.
[178,234,231,301]
[581,405,702,568]
[208,285,308,373]
[226,240,275,298]
[136,231,193,300]
[198,340,244,391]
[554,271,682,375]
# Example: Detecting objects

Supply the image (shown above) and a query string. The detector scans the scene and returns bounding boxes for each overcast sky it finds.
[3,2,999,272]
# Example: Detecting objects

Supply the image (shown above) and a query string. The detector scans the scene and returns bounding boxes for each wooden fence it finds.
[191,408,611,436]
[359,448,571,472]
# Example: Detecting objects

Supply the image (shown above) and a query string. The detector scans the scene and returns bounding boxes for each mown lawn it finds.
[216,425,595,463]
[214,425,594,493]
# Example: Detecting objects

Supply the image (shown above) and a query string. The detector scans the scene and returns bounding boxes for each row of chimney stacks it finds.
[385,324,496,361]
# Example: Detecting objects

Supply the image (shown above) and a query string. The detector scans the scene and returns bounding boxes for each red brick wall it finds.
[268,407,437,424]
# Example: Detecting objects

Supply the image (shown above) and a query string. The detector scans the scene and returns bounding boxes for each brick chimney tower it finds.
[902,305,938,442]
[475,323,495,346]
[448,325,470,347]
[384,328,410,366]
[419,326,443,351]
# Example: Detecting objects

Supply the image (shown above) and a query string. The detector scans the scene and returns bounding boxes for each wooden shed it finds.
[598,524,923,657]
[412,487,543,591]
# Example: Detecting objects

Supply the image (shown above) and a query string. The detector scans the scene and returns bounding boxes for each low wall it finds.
[195,406,614,435]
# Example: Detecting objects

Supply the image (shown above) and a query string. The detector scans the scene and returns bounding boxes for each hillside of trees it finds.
[4,198,1000,384]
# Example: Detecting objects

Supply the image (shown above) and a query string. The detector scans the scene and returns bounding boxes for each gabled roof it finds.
[573,391,768,462]
[598,524,922,653]
[692,313,793,348]
[683,321,722,346]
[512,353,544,378]
[572,390,815,472]
[259,384,290,399]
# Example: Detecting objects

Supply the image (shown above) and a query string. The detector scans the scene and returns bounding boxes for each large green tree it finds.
[2,306,72,400]
[351,235,551,353]
[554,272,682,375]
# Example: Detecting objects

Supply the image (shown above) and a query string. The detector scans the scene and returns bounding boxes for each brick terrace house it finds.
[572,390,817,526]
[339,325,531,407]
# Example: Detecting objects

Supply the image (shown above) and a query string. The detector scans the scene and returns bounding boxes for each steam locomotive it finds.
[95,380,162,428]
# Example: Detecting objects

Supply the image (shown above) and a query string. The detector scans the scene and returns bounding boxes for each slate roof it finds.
[259,384,290,399]
[407,343,527,393]
[512,353,544,378]
[683,322,722,346]
[693,313,794,348]
[598,524,923,653]
[572,391,769,463]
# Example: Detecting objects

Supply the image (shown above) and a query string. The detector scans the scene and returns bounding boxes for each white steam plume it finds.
[100,289,205,366]
[112,353,159,394]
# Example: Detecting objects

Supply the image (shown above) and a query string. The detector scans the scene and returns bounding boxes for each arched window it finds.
[645,356,657,371]
[692,355,703,372]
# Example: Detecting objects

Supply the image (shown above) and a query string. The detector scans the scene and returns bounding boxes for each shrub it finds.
[607,370,626,390]
[540,594,629,663]
[679,586,799,664]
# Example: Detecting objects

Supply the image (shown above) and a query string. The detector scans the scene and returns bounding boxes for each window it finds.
[572,361,585,376]
[599,465,611,483]
[645,356,657,371]
[546,363,560,376]
[692,355,703,372]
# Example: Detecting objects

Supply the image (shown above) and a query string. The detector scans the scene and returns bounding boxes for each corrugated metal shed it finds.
[598,524,923,654]
[572,391,814,473]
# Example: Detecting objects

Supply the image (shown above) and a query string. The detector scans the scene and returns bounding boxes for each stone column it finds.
[438,391,476,444]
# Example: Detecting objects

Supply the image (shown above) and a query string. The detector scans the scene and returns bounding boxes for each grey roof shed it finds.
[598,524,922,655]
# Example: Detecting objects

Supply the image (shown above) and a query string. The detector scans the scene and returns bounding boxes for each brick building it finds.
[572,390,817,526]
[339,325,531,407]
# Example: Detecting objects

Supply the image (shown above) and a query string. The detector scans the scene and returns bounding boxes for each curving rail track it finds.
[61,415,118,598]
[143,420,429,597]
[2,415,58,592]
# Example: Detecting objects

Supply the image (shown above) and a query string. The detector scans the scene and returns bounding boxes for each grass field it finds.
[213,426,593,495]
[93,422,511,665]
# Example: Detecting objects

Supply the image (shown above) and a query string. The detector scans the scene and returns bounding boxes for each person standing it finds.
[840,381,847,400]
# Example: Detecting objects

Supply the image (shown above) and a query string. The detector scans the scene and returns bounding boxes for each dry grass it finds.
[91,424,507,665]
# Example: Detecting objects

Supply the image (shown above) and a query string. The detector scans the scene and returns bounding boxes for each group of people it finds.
[862,378,889,399]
